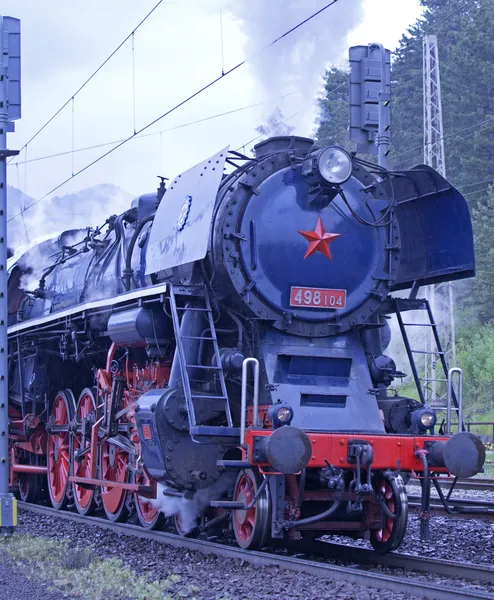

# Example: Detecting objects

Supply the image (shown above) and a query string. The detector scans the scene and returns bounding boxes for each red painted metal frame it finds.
[89,416,104,479]
[70,476,153,494]
[244,429,451,472]
[12,463,47,474]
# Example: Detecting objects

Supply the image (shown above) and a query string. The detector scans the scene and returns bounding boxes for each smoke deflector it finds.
[386,165,475,290]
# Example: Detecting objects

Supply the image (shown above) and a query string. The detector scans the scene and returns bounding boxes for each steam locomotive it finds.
[7,135,485,553]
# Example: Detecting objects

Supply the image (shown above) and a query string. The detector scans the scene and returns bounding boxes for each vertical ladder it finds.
[394,298,464,430]
[168,283,238,440]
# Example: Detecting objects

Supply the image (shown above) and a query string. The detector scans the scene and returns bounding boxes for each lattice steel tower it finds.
[423,34,456,405]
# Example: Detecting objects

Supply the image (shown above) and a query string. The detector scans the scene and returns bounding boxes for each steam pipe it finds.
[169,304,205,388]
[16,337,25,418]
[225,309,244,348]
[416,450,431,541]
[200,512,229,531]
[124,214,155,291]
[95,220,121,287]
[198,328,236,365]
[295,469,306,513]
[282,499,343,529]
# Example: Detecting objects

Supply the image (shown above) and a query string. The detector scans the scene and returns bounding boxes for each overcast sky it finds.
[3,0,422,211]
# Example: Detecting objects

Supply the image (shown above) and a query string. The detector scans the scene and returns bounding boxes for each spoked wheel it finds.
[72,388,98,516]
[18,450,41,503]
[99,441,130,522]
[47,390,75,509]
[232,468,271,550]
[134,473,165,530]
[370,474,408,554]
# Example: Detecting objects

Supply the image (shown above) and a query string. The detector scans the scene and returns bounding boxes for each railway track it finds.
[18,502,494,600]
[408,478,494,494]
[408,495,494,521]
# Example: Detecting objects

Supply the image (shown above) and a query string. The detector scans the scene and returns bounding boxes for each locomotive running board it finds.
[7,281,170,335]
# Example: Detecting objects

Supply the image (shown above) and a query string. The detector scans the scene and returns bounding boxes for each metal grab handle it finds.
[240,358,260,446]
[447,367,463,434]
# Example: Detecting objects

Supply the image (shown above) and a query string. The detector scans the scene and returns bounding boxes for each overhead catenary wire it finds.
[8,0,341,225]
[132,32,137,134]
[7,0,164,165]
[394,115,494,171]
[219,0,225,76]
[8,91,301,168]
[7,79,343,171]
[71,97,75,176]
[457,177,494,192]
[462,186,492,200]
[392,115,494,167]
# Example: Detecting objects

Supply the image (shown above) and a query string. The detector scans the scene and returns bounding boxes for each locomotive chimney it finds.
[253,135,314,160]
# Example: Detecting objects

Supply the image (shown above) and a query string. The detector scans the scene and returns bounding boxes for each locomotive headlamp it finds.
[411,407,437,433]
[303,146,353,185]
[420,411,436,428]
[275,406,292,423]
[268,404,294,428]
[317,146,353,184]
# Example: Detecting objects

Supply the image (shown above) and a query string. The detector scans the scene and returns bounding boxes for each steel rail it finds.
[302,540,494,583]
[408,496,494,521]
[18,502,494,600]
[408,496,494,509]
[408,478,494,493]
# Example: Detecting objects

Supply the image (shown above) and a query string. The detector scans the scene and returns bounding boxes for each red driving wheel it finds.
[99,441,130,521]
[135,470,165,530]
[47,390,75,509]
[72,388,98,515]
[371,474,408,553]
[232,468,270,550]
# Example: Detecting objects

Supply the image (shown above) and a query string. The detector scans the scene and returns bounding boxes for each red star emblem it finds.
[298,217,341,260]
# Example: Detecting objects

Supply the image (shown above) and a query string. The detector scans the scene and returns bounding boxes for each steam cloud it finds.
[387,289,450,398]
[226,0,365,134]
[146,474,235,534]
[7,184,133,251]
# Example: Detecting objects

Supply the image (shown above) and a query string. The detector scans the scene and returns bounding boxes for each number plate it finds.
[142,424,153,440]
[290,286,346,309]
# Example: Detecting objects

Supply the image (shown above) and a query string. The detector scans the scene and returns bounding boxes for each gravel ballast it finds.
[15,509,422,600]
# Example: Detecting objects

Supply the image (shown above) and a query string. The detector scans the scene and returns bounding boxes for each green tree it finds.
[390,0,494,199]
[468,187,494,322]
[315,0,494,322]
[457,322,494,417]
[315,68,351,150]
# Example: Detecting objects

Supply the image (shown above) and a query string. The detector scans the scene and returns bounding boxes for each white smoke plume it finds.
[7,184,133,251]
[225,0,365,133]
[7,184,136,302]
[387,289,449,398]
[146,473,235,534]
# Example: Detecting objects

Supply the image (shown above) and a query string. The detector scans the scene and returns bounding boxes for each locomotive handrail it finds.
[240,357,260,446]
[447,367,463,434]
